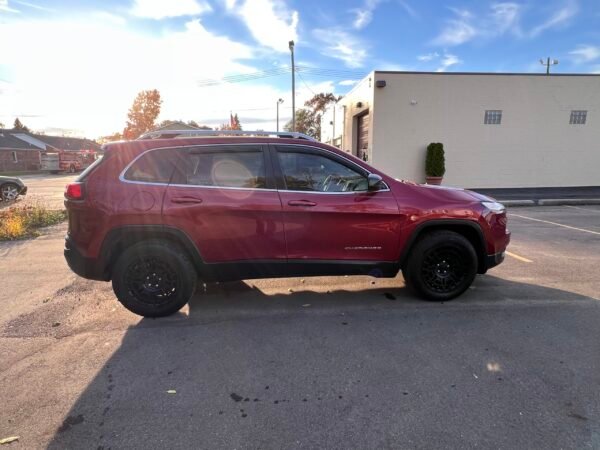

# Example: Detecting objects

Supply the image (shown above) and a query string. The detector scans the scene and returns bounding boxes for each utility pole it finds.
[540,57,559,74]
[276,98,284,132]
[289,40,296,132]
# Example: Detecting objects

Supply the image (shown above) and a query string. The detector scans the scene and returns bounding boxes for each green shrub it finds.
[425,142,445,177]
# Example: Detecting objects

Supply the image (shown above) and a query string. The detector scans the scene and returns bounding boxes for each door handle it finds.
[288,200,317,207]
[171,197,203,205]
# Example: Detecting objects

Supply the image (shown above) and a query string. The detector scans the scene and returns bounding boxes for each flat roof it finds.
[373,71,600,77]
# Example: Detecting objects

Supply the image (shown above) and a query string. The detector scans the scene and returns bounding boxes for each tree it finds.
[219,113,242,130]
[283,93,340,140]
[122,89,162,140]
[158,119,212,130]
[13,118,30,132]
[98,132,123,144]
[0,122,4,128]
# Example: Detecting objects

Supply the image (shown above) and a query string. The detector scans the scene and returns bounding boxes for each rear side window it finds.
[180,148,267,189]
[76,155,104,182]
[124,149,179,183]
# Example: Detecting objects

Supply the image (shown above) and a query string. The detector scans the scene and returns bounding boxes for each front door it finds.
[272,145,400,262]
[163,144,286,263]
[357,111,369,161]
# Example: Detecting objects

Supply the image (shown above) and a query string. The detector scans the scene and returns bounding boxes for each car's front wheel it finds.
[402,230,477,301]
[112,240,197,317]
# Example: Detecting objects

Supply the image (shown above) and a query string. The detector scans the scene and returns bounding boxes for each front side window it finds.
[484,110,502,125]
[570,110,587,125]
[183,148,266,189]
[278,150,367,192]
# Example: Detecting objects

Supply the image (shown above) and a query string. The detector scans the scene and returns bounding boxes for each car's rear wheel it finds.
[1,183,20,201]
[402,230,477,301]
[112,240,197,317]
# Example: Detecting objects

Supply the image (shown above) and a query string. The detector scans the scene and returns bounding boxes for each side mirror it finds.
[367,173,383,191]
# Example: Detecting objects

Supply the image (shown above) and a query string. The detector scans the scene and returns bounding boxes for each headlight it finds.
[481,201,505,213]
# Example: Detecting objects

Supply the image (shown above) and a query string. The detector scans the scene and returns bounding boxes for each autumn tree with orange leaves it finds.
[122,89,162,139]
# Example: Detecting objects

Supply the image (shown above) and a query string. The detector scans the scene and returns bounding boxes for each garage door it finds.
[357,112,369,161]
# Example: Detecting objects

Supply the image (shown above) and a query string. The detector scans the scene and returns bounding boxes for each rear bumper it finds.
[64,236,108,281]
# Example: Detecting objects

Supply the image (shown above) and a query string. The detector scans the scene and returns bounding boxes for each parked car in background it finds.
[0,175,27,201]
[64,130,510,318]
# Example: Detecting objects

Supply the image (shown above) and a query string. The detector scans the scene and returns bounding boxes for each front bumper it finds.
[64,236,108,281]
[485,251,505,270]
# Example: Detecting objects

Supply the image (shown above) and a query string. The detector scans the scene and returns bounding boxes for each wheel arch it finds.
[100,225,204,279]
[399,220,488,274]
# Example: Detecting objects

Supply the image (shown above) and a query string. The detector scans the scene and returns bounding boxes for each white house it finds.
[322,71,600,189]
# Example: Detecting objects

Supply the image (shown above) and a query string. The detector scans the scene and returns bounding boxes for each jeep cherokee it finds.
[64,131,510,317]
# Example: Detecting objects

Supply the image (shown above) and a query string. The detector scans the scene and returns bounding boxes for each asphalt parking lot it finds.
[1,201,599,448]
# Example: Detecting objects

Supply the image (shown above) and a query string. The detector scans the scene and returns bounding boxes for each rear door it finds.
[272,145,400,262]
[162,144,286,263]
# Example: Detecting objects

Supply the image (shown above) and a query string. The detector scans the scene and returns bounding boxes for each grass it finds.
[0,203,67,240]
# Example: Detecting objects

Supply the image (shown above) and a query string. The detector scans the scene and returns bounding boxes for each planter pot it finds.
[425,176,443,185]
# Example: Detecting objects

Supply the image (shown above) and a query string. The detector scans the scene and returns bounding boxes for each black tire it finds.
[1,183,20,201]
[69,164,76,173]
[402,230,477,301]
[112,240,197,317]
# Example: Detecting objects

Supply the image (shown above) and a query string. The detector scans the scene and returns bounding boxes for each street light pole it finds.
[289,40,296,132]
[276,98,284,132]
[540,57,559,74]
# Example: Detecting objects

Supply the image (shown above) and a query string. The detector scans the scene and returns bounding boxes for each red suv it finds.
[64,131,510,317]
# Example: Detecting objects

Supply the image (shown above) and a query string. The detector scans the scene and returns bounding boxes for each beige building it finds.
[322,71,600,189]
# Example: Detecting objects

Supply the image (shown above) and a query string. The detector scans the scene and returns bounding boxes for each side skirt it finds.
[200,260,400,282]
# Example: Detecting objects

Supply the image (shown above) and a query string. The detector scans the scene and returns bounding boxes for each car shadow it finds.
[45,275,600,449]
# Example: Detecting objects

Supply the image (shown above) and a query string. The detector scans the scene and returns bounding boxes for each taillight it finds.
[65,182,85,200]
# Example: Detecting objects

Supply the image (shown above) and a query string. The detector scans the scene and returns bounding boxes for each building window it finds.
[484,110,502,125]
[570,110,587,125]
[12,151,18,163]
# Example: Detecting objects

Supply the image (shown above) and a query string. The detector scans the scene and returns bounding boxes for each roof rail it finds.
[137,129,317,141]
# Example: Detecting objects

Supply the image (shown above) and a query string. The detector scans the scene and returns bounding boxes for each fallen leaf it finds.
[302,304,311,307]
[167,390,176,394]
[0,436,19,445]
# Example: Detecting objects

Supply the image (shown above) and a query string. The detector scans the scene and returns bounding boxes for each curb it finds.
[500,200,536,207]
[499,198,600,207]
[538,198,600,206]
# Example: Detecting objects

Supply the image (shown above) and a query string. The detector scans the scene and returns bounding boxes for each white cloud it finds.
[229,0,299,52]
[0,0,19,12]
[313,28,368,68]
[130,0,211,19]
[436,53,461,72]
[338,79,358,86]
[418,52,439,62]
[432,8,477,46]
[92,11,127,25]
[530,0,579,37]
[351,0,381,30]
[398,0,418,19]
[490,2,522,35]
[0,15,304,137]
[12,0,54,12]
[569,45,600,63]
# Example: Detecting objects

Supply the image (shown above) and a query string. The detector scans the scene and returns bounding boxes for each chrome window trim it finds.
[118,142,390,194]
[273,143,391,193]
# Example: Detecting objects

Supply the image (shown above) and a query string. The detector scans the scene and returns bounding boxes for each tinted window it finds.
[124,149,178,183]
[183,150,266,189]
[278,151,367,192]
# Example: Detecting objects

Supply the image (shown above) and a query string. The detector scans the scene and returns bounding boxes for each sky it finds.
[0,0,599,138]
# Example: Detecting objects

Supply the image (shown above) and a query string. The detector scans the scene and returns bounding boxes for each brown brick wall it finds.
[0,149,41,172]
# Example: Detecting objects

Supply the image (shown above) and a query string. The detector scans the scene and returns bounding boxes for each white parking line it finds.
[511,213,600,236]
